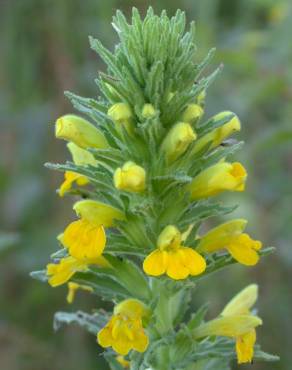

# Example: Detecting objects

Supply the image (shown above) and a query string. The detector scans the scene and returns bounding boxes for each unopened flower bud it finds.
[167,92,175,102]
[196,90,206,105]
[55,114,109,149]
[73,199,125,227]
[193,111,241,154]
[67,142,97,166]
[157,225,181,250]
[187,161,247,200]
[114,161,146,193]
[142,104,156,119]
[182,104,204,124]
[161,122,197,162]
[108,103,134,133]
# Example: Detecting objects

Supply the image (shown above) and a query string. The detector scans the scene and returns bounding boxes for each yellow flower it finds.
[194,284,261,364]
[97,299,149,355]
[47,256,88,287]
[187,161,247,200]
[58,142,98,197]
[197,220,262,266]
[63,219,106,260]
[62,200,125,260]
[108,103,133,134]
[181,104,204,124]
[47,255,109,287]
[161,122,197,163]
[143,225,206,280]
[193,314,262,339]
[192,111,241,154]
[236,329,257,364]
[114,161,146,193]
[59,171,89,197]
[142,104,156,119]
[66,282,94,304]
[221,284,259,364]
[116,355,130,368]
[55,114,109,149]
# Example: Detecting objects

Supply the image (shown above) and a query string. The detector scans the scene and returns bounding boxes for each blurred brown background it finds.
[1,0,291,369]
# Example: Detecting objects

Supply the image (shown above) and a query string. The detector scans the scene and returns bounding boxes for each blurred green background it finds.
[1,0,291,369]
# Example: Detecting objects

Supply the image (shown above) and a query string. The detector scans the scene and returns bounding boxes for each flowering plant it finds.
[32,8,278,370]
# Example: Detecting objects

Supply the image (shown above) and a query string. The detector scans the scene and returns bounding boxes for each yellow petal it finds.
[63,219,106,260]
[98,303,149,356]
[97,326,113,348]
[66,282,94,304]
[116,355,130,368]
[229,162,247,191]
[112,338,132,356]
[133,329,149,352]
[197,219,247,253]
[180,247,206,276]
[221,284,258,317]
[143,250,168,276]
[166,250,189,280]
[209,162,246,192]
[76,176,89,186]
[236,329,256,364]
[114,299,149,319]
[73,199,125,227]
[157,225,182,250]
[227,241,260,266]
[188,161,247,200]
[59,171,88,197]
[66,282,79,304]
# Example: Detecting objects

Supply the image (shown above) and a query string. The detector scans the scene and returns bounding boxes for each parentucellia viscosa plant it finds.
[31,8,278,370]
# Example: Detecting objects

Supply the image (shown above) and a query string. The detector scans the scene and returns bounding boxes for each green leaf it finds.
[88,148,124,168]
[73,270,131,301]
[104,255,151,301]
[104,353,125,370]
[64,91,108,117]
[54,310,107,335]
[195,48,216,78]
[198,141,244,171]
[153,280,194,335]
[197,112,235,136]
[178,201,237,229]
[253,349,280,362]
[50,248,67,259]
[30,269,48,283]
[106,232,145,256]
[187,304,209,330]
[169,330,196,367]
[89,36,122,79]
[187,358,231,370]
